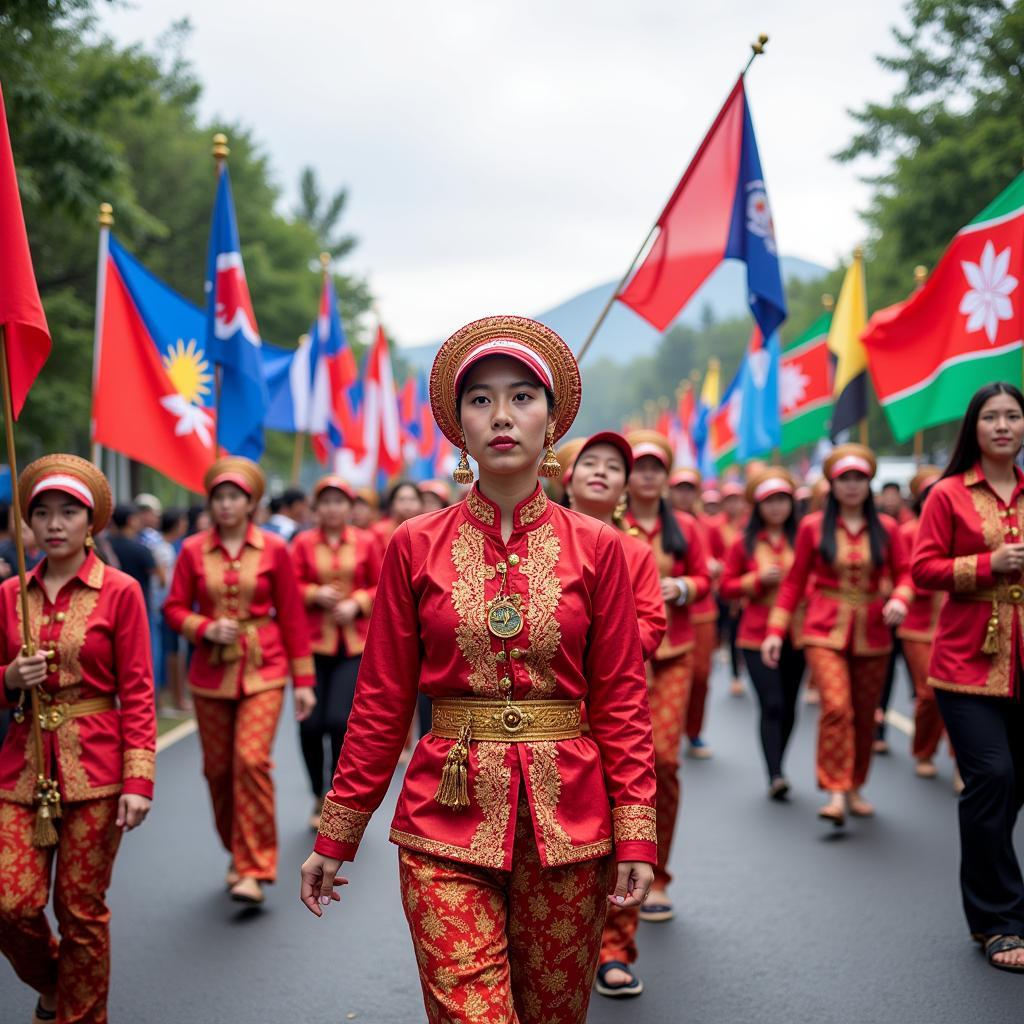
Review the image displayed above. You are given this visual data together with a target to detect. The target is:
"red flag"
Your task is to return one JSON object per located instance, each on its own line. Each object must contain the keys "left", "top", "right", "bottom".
{"left": 364, "top": 326, "right": 402, "bottom": 476}
{"left": 0, "top": 85, "right": 51, "bottom": 418}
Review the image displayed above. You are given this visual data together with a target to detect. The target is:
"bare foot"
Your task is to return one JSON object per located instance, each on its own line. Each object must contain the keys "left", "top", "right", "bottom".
{"left": 848, "top": 791, "right": 875, "bottom": 817}
{"left": 602, "top": 966, "right": 634, "bottom": 986}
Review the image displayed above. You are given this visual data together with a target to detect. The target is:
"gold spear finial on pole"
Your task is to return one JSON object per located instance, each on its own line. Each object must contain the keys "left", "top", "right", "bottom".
{"left": 914, "top": 264, "right": 928, "bottom": 285}
{"left": 212, "top": 132, "right": 230, "bottom": 168}
{"left": 822, "top": 293, "right": 834, "bottom": 311}
{"left": 98, "top": 202, "right": 114, "bottom": 228}
{"left": 743, "top": 33, "right": 770, "bottom": 74}
{"left": 319, "top": 251, "right": 331, "bottom": 273}
{"left": 853, "top": 246, "right": 864, "bottom": 262}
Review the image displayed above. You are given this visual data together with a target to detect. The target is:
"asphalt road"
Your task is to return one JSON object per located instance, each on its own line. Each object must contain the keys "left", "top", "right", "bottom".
{"left": 3, "top": 656, "right": 1023, "bottom": 1023}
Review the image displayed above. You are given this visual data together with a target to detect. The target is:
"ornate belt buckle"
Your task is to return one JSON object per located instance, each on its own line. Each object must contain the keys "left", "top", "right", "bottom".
{"left": 39, "top": 704, "right": 66, "bottom": 731}
{"left": 486, "top": 595, "right": 524, "bottom": 639}
{"left": 495, "top": 704, "right": 532, "bottom": 734}
{"left": 1009, "top": 585, "right": 1024, "bottom": 604}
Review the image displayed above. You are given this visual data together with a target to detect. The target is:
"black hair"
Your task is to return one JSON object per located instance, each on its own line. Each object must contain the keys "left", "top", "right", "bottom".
{"left": 386, "top": 480, "right": 423, "bottom": 511}
{"left": 744, "top": 494, "right": 797, "bottom": 556}
{"left": 160, "top": 508, "right": 186, "bottom": 534}
{"left": 659, "top": 497, "right": 688, "bottom": 558}
{"left": 942, "top": 381, "right": 1024, "bottom": 480}
{"left": 112, "top": 503, "right": 137, "bottom": 530}
{"left": 0, "top": 503, "right": 8, "bottom": 533}
{"left": 912, "top": 483, "right": 937, "bottom": 518}
{"left": 28, "top": 493, "right": 92, "bottom": 523}
{"left": 279, "top": 487, "right": 307, "bottom": 508}
{"left": 819, "top": 488, "right": 888, "bottom": 568}
{"left": 268, "top": 496, "right": 283, "bottom": 515}
{"left": 880, "top": 481, "right": 902, "bottom": 493}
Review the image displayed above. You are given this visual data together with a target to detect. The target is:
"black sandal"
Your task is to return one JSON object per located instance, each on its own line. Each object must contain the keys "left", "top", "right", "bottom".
{"left": 595, "top": 960, "right": 644, "bottom": 998}
{"left": 32, "top": 998, "right": 57, "bottom": 1022}
{"left": 983, "top": 934, "right": 1024, "bottom": 973}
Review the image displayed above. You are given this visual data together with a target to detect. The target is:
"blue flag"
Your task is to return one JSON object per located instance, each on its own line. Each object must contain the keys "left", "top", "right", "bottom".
{"left": 736, "top": 328, "right": 781, "bottom": 461}
{"left": 205, "top": 168, "right": 268, "bottom": 459}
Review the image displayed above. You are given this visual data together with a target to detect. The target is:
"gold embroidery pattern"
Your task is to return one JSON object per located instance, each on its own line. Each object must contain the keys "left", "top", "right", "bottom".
{"left": 450, "top": 523, "right": 499, "bottom": 696}
{"left": 123, "top": 748, "right": 156, "bottom": 782}
{"left": 528, "top": 741, "right": 574, "bottom": 865}
{"left": 311, "top": 538, "right": 340, "bottom": 654}
{"left": 6, "top": 725, "right": 40, "bottom": 804}
{"left": 953, "top": 555, "right": 978, "bottom": 593}
{"left": 318, "top": 798, "right": 372, "bottom": 845}
{"left": 518, "top": 490, "right": 548, "bottom": 526}
{"left": 466, "top": 490, "right": 495, "bottom": 526}
{"left": 767, "top": 606, "right": 791, "bottom": 633}
{"left": 612, "top": 804, "right": 657, "bottom": 844}
{"left": 522, "top": 523, "right": 561, "bottom": 698}
{"left": 181, "top": 613, "right": 207, "bottom": 643}
{"left": 968, "top": 483, "right": 1003, "bottom": 552}
{"left": 58, "top": 716, "right": 120, "bottom": 801}
{"left": 291, "top": 656, "right": 314, "bottom": 678}
{"left": 58, "top": 573, "right": 103, "bottom": 687}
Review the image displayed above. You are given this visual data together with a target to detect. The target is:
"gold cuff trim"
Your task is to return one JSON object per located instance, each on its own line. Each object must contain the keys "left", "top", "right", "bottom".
{"left": 123, "top": 748, "right": 155, "bottom": 782}
{"left": 767, "top": 607, "right": 791, "bottom": 633}
{"left": 291, "top": 655, "right": 314, "bottom": 679}
{"left": 318, "top": 798, "right": 371, "bottom": 846}
{"left": 953, "top": 555, "right": 978, "bottom": 593}
{"left": 351, "top": 589, "right": 373, "bottom": 616}
{"left": 613, "top": 804, "right": 657, "bottom": 844}
{"left": 741, "top": 572, "right": 759, "bottom": 598}
{"left": 891, "top": 585, "right": 915, "bottom": 606}
{"left": 181, "top": 613, "right": 207, "bottom": 643}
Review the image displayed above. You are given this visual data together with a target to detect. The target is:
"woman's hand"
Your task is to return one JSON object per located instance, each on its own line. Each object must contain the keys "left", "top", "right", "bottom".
{"left": 607, "top": 861, "right": 654, "bottom": 909}
{"left": 300, "top": 852, "right": 348, "bottom": 917}
{"left": 331, "top": 599, "right": 360, "bottom": 626}
{"left": 759, "top": 564, "right": 784, "bottom": 586}
{"left": 205, "top": 618, "right": 239, "bottom": 645}
{"left": 293, "top": 687, "right": 317, "bottom": 722}
{"left": 314, "top": 584, "right": 342, "bottom": 610}
{"left": 991, "top": 542, "right": 1024, "bottom": 574}
{"left": 882, "top": 598, "right": 907, "bottom": 628}
{"left": 5, "top": 651, "right": 48, "bottom": 690}
{"left": 760, "top": 634, "right": 782, "bottom": 669}
{"left": 116, "top": 794, "right": 151, "bottom": 831}
{"left": 660, "top": 578, "right": 683, "bottom": 604}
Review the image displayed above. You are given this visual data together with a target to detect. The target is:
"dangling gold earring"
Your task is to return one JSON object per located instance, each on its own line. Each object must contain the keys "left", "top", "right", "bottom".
{"left": 453, "top": 443, "right": 474, "bottom": 485}
{"left": 539, "top": 428, "right": 561, "bottom": 479}
{"left": 84, "top": 533, "right": 95, "bottom": 550}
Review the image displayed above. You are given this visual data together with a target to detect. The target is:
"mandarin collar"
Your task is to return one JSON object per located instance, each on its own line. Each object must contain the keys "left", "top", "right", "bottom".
{"left": 625, "top": 509, "right": 660, "bottom": 540}
{"left": 202, "top": 522, "right": 265, "bottom": 555}
{"left": 965, "top": 461, "right": 1024, "bottom": 501}
{"left": 315, "top": 526, "right": 350, "bottom": 548}
{"left": 28, "top": 549, "right": 104, "bottom": 592}
{"left": 463, "top": 483, "right": 551, "bottom": 535}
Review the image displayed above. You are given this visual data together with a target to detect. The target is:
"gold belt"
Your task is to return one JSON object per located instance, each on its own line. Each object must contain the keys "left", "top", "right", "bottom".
{"left": 954, "top": 584, "right": 1024, "bottom": 604}
{"left": 37, "top": 696, "right": 116, "bottom": 731}
{"left": 819, "top": 588, "right": 882, "bottom": 605}
{"left": 432, "top": 698, "right": 582, "bottom": 742}
{"left": 210, "top": 615, "right": 272, "bottom": 667}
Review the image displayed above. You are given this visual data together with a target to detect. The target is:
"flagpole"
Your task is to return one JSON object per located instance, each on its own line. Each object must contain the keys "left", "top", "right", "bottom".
{"left": 575, "top": 33, "right": 770, "bottom": 365}
{"left": 91, "top": 203, "right": 113, "bottom": 467}
{"left": 912, "top": 264, "right": 928, "bottom": 463}
{"left": 211, "top": 133, "right": 229, "bottom": 447}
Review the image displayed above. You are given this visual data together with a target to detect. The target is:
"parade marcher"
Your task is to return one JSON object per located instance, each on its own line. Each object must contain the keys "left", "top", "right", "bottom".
{"left": 351, "top": 488, "right": 380, "bottom": 531}
{"left": 418, "top": 480, "right": 452, "bottom": 513}
{"left": 911, "top": 383, "right": 1024, "bottom": 972}
{"left": 896, "top": 465, "right": 948, "bottom": 779}
{"left": 717, "top": 481, "right": 747, "bottom": 697}
{"left": 668, "top": 468, "right": 722, "bottom": 760}
{"left": 625, "top": 429, "right": 710, "bottom": 923}
{"left": 301, "top": 316, "right": 658, "bottom": 1024}
{"left": 721, "top": 467, "right": 803, "bottom": 798}
{"left": 762, "top": 444, "right": 912, "bottom": 827}
{"left": 0, "top": 455, "right": 156, "bottom": 1024}
{"left": 164, "top": 456, "right": 316, "bottom": 906}
{"left": 560, "top": 431, "right": 666, "bottom": 998}
{"left": 371, "top": 479, "right": 424, "bottom": 549}
{"left": 291, "top": 476, "right": 382, "bottom": 831}
{"left": 264, "top": 487, "right": 311, "bottom": 541}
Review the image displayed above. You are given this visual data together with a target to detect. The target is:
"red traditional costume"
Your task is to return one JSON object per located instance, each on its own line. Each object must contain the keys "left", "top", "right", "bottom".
{"left": 164, "top": 457, "right": 314, "bottom": 886}
{"left": 767, "top": 446, "right": 913, "bottom": 794}
{"left": 314, "top": 317, "right": 657, "bottom": 1024}
{"left": 0, "top": 455, "right": 156, "bottom": 1024}
{"left": 625, "top": 430, "right": 710, "bottom": 899}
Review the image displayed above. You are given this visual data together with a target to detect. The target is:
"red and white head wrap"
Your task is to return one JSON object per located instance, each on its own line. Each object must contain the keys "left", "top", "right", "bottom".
{"left": 823, "top": 443, "right": 877, "bottom": 482}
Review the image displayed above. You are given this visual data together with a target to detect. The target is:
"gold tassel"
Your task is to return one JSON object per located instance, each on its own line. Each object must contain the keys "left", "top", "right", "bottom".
{"left": 32, "top": 776, "right": 59, "bottom": 848}
{"left": 435, "top": 720, "right": 471, "bottom": 809}
{"left": 982, "top": 599, "right": 1000, "bottom": 656}
{"left": 453, "top": 448, "right": 474, "bottom": 486}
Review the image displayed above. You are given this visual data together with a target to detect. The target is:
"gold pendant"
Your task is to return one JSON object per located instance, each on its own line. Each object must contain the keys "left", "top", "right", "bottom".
{"left": 486, "top": 595, "right": 524, "bottom": 639}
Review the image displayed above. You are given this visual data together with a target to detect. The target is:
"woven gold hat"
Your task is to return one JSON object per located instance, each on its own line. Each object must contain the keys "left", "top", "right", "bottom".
{"left": 20, "top": 454, "right": 113, "bottom": 534}
{"left": 744, "top": 465, "right": 797, "bottom": 506}
{"left": 313, "top": 475, "right": 356, "bottom": 503}
{"left": 909, "top": 465, "right": 942, "bottom": 499}
{"left": 204, "top": 456, "right": 266, "bottom": 503}
{"left": 429, "top": 315, "right": 581, "bottom": 448}
{"left": 626, "top": 429, "right": 673, "bottom": 470}
{"left": 823, "top": 443, "right": 877, "bottom": 482}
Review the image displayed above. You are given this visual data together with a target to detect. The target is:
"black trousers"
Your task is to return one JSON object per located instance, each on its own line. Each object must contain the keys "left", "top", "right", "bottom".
{"left": 742, "top": 644, "right": 805, "bottom": 781}
{"left": 935, "top": 688, "right": 1024, "bottom": 937}
{"left": 299, "top": 653, "right": 361, "bottom": 799}
{"left": 876, "top": 634, "right": 911, "bottom": 739}
{"left": 717, "top": 597, "right": 742, "bottom": 678}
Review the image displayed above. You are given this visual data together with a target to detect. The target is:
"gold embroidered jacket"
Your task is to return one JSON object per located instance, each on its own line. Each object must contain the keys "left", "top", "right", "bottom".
{"left": 315, "top": 485, "right": 658, "bottom": 870}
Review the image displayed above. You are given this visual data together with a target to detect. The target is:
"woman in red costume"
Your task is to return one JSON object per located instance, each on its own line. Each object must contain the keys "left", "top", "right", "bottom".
{"left": 557, "top": 431, "right": 666, "bottom": 998}
{"left": 912, "top": 383, "right": 1024, "bottom": 972}
{"left": 762, "top": 444, "right": 912, "bottom": 827}
{"left": 371, "top": 479, "right": 424, "bottom": 549}
{"left": 0, "top": 455, "right": 155, "bottom": 1024}
{"left": 300, "top": 316, "right": 657, "bottom": 1024}
{"left": 624, "top": 429, "right": 710, "bottom": 924}
{"left": 164, "top": 456, "right": 316, "bottom": 906}
{"left": 721, "top": 467, "right": 803, "bottom": 798}
{"left": 718, "top": 481, "right": 748, "bottom": 697}
{"left": 291, "top": 476, "right": 382, "bottom": 830}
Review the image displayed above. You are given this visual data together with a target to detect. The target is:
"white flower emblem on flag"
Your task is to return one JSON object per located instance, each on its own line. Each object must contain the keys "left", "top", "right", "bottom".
{"left": 779, "top": 361, "right": 810, "bottom": 412}
{"left": 745, "top": 180, "right": 778, "bottom": 256}
{"left": 160, "top": 394, "right": 215, "bottom": 448}
{"left": 725, "top": 389, "right": 742, "bottom": 434}
{"left": 959, "top": 240, "right": 1017, "bottom": 344}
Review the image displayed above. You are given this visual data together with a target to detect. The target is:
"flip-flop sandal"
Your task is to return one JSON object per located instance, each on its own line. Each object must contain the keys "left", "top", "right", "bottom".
{"left": 818, "top": 806, "right": 846, "bottom": 828}
{"left": 984, "top": 935, "right": 1024, "bottom": 973}
{"left": 595, "top": 961, "right": 644, "bottom": 998}
{"left": 639, "top": 901, "right": 674, "bottom": 922}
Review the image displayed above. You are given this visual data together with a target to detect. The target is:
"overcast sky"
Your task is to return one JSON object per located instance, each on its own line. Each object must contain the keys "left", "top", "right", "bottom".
{"left": 98, "top": 1, "right": 907, "bottom": 347}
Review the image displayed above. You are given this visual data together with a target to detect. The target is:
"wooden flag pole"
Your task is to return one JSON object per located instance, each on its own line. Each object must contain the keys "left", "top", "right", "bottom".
{"left": 91, "top": 202, "right": 114, "bottom": 467}
{"left": 575, "top": 33, "right": 770, "bottom": 365}
{"left": 211, "top": 133, "right": 229, "bottom": 450}
{"left": 0, "top": 326, "right": 58, "bottom": 845}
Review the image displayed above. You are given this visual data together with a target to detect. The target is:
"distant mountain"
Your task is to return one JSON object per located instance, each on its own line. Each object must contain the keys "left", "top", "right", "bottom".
{"left": 401, "top": 256, "right": 828, "bottom": 370}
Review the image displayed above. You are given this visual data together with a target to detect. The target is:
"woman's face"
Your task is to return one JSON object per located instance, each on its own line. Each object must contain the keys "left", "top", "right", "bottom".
{"left": 628, "top": 455, "right": 668, "bottom": 503}
{"left": 316, "top": 489, "right": 351, "bottom": 531}
{"left": 759, "top": 493, "right": 793, "bottom": 527}
{"left": 351, "top": 499, "right": 375, "bottom": 529}
{"left": 420, "top": 492, "right": 446, "bottom": 513}
{"left": 977, "top": 392, "right": 1024, "bottom": 460}
{"left": 389, "top": 485, "right": 424, "bottom": 524}
{"left": 30, "top": 492, "right": 91, "bottom": 558}
{"left": 458, "top": 356, "right": 552, "bottom": 478}
{"left": 568, "top": 443, "right": 627, "bottom": 514}
{"left": 209, "top": 483, "right": 254, "bottom": 529}
{"left": 669, "top": 482, "right": 697, "bottom": 513}
{"left": 831, "top": 471, "right": 870, "bottom": 509}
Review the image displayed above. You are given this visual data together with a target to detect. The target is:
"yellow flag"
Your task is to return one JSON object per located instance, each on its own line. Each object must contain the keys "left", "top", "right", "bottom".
{"left": 827, "top": 252, "right": 868, "bottom": 396}
{"left": 700, "top": 357, "right": 721, "bottom": 408}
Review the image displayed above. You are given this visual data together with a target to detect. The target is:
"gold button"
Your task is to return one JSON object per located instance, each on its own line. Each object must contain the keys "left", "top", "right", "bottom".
{"left": 499, "top": 675, "right": 512, "bottom": 691}
{"left": 508, "top": 554, "right": 520, "bottom": 566}
{"left": 510, "top": 648, "right": 523, "bottom": 660}
{"left": 231, "top": 560, "right": 242, "bottom": 570}
{"left": 496, "top": 651, "right": 507, "bottom": 662}
{"left": 40, "top": 615, "right": 50, "bottom": 626}
{"left": 44, "top": 649, "right": 56, "bottom": 659}
{"left": 1011, "top": 528, "right": 1021, "bottom": 537}
{"left": 55, "top": 612, "right": 65, "bottom": 623}
{"left": 228, "top": 584, "right": 240, "bottom": 595}
{"left": 48, "top": 662, "right": 57, "bottom": 673}
{"left": 496, "top": 562, "right": 507, "bottom": 574}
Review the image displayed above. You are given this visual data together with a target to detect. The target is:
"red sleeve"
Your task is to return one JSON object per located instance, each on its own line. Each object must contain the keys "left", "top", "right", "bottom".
{"left": 679, "top": 516, "right": 711, "bottom": 603}
{"left": 719, "top": 536, "right": 760, "bottom": 600}
{"left": 269, "top": 540, "right": 315, "bottom": 688}
{"left": 114, "top": 578, "right": 158, "bottom": 799}
{"left": 314, "top": 523, "right": 421, "bottom": 861}
{"left": 586, "top": 526, "right": 657, "bottom": 865}
{"left": 351, "top": 533, "right": 384, "bottom": 617}
{"left": 707, "top": 521, "right": 726, "bottom": 561}
{"left": 630, "top": 543, "right": 666, "bottom": 661}
{"left": 290, "top": 534, "right": 320, "bottom": 606}
{"left": 162, "top": 544, "right": 212, "bottom": 643}
{"left": 767, "top": 516, "right": 817, "bottom": 638}
{"left": 912, "top": 483, "right": 996, "bottom": 593}
{"left": 885, "top": 517, "right": 915, "bottom": 605}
